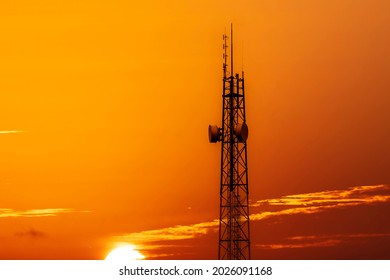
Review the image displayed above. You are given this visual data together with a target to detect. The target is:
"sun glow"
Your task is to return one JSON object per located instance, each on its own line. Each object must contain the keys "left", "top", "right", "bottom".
{"left": 105, "top": 245, "right": 145, "bottom": 261}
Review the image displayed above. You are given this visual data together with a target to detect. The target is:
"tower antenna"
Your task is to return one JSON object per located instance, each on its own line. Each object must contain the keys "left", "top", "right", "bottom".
{"left": 208, "top": 24, "right": 251, "bottom": 260}
{"left": 230, "top": 23, "right": 234, "bottom": 77}
{"left": 223, "top": 28, "right": 228, "bottom": 78}
{"left": 242, "top": 40, "right": 244, "bottom": 75}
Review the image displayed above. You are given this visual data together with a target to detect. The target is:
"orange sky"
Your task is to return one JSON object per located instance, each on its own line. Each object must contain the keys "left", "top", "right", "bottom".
{"left": 1, "top": 0, "right": 390, "bottom": 259}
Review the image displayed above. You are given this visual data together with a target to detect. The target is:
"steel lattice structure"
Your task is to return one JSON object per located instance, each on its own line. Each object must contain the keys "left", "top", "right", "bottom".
{"left": 209, "top": 25, "right": 250, "bottom": 260}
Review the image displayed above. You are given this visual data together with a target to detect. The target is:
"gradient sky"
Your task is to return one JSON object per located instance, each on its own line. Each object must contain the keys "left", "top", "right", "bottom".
{"left": 1, "top": 0, "right": 389, "bottom": 259}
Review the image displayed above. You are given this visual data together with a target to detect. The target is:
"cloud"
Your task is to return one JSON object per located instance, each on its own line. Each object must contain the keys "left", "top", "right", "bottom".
{"left": 250, "top": 185, "right": 390, "bottom": 222}
{"left": 114, "top": 220, "right": 218, "bottom": 244}
{"left": 15, "top": 228, "right": 46, "bottom": 239}
{"left": 0, "top": 208, "right": 87, "bottom": 218}
{"left": 112, "top": 184, "right": 390, "bottom": 254}
{"left": 0, "top": 130, "right": 26, "bottom": 134}
{"left": 251, "top": 185, "right": 390, "bottom": 207}
{"left": 257, "top": 239, "right": 341, "bottom": 250}
{"left": 289, "top": 233, "right": 390, "bottom": 241}
{"left": 257, "top": 233, "right": 390, "bottom": 250}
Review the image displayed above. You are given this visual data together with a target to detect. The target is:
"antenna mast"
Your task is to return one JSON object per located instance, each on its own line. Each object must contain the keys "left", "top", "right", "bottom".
{"left": 209, "top": 24, "right": 251, "bottom": 260}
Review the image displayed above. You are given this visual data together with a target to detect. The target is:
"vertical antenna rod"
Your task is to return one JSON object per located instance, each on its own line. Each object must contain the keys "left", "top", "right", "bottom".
{"left": 230, "top": 23, "right": 234, "bottom": 78}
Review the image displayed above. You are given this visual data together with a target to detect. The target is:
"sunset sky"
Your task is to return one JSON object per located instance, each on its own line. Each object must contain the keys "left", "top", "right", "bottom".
{"left": 1, "top": 0, "right": 390, "bottom": 259}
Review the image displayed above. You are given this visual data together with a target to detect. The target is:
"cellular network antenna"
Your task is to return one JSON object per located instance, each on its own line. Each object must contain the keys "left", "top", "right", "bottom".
{"left": 208, "top": 24, "right": 251, "bottom": 260}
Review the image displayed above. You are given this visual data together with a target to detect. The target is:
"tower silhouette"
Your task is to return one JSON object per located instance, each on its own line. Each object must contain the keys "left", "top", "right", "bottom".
{"left": 208, "top": 25, "right": 250, "bottom": 260}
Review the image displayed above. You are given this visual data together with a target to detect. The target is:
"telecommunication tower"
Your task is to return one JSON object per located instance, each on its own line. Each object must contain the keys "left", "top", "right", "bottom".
{"left": 208, "top": 25, "right": 250, "bottom": 260}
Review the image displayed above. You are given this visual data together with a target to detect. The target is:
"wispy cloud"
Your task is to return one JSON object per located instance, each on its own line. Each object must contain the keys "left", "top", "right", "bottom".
{"left": 0, "top": 130, "right": 26, "bottom": 134}
{"left": 0, "top": 208, "right": 88, "bottom": 218}
{"left": 257, "top": 233, "right": 390, "bottom": 250}
{"left": 251, "top": 185, "right": 390, "bottom": 207}
{"left": 250, "top": 185, "right": 390, "bottom": 222}
{"left": 289, "top": 233, "right": 390, "bottom": 241}
{"left": 114, "top": 220, "right": 218, "bottom": 244}
{"left": 113, "top": 185, "right": 390, "bottom": 254}
{"left": 15, "top": 228, "right": 46, "bottom": 239}
{"left": 257, "top": 239, "right": 341, "bottom": 250}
